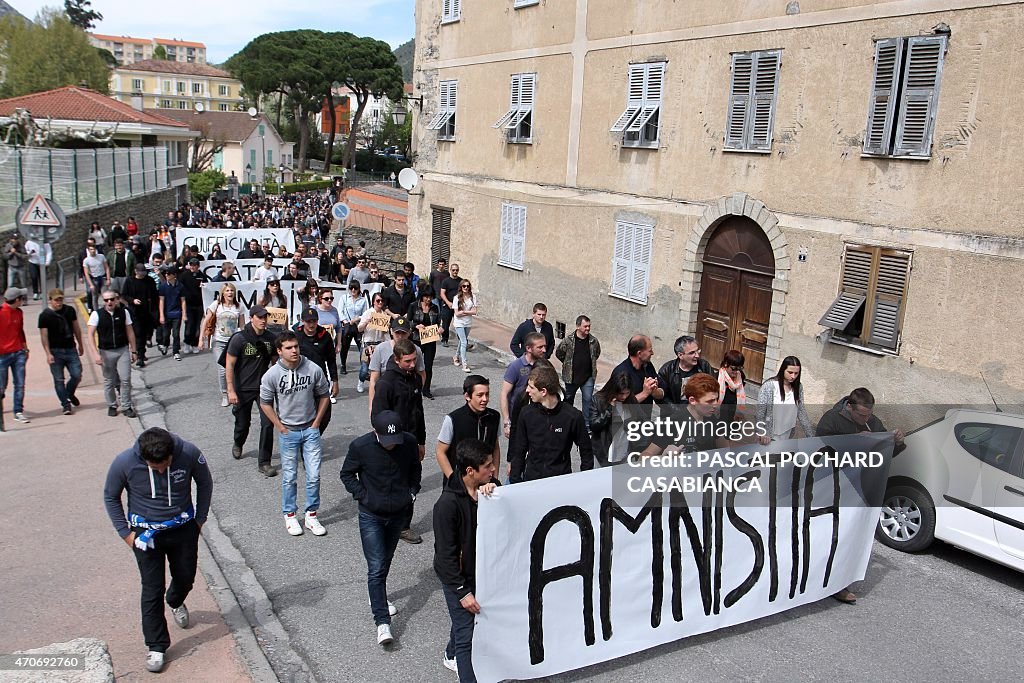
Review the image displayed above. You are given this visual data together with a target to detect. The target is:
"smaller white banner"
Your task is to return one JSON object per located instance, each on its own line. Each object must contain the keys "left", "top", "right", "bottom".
{"left": 175, "top": 228, "right": 296, "bottom": 256}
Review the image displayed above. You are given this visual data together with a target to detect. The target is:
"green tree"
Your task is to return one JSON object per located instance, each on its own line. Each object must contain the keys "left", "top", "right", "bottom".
{"left": 153, "top": 44, "right": 167, "bottom": 60}
{"left": 63, "top": 0, "right": 102, "bottom": 30}
{"left": 188, "top": 169, "right": 227, "bottom": 203}
{"left": 0, "top": 10, "right": 111, "bottom": 98}
{"left": 336, "top": 35, "right": 404, "bottom": 172}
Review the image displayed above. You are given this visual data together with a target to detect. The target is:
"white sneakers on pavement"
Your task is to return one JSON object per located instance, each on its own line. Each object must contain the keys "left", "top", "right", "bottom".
{"left": 356, "top": 380, "right": 365, "bottom": 393}
{"left": 145, "top": 651, "right": 164, "bottom": 673}
{"left": 170, "top": 603, "right": 190, "bottom": 628}
{"left": 442, "top": 652, "right": 459, "bottom": 674}
{"left": 221, "top": 394, "right": 229, "bottom": 407}
{"left": 13, "top": 412, "right": 30, "bottom": 423}
{"left": 285, "top": 513, "right": 303, "bottom": 536}
{"left": 304, "top": 512, "right": 327, "bottom": 536}
{"left": 377, "top": 624, "right": 394, "bottom": 646}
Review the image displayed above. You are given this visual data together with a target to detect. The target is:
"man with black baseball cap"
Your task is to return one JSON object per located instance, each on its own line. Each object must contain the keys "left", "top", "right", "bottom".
{"left": 340, "top": 409, "right": 422, "bottom": 648}
{"left": 224, "top": 304, "right": 277, "bottom": 476}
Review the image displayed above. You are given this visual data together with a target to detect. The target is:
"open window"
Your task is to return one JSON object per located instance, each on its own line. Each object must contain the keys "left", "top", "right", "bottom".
{"left": 426, "top": 80, "right": 457, "bottom": 141}
{"left": 610, "top": 62, "right": 665, "bottom": 148}
{"left": 492, "top": 73, "right": 535, "bottom": 144}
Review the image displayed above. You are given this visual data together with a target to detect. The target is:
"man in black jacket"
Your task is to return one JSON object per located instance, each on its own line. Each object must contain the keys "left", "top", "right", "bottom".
{"left": 509, "top": 303, "right": 555, "bottom": 359}
{"left": 177, "top": 258, "right": 208, "bottom": 354}
{"left": 657, "top": 335, "right": 714, "bottom": 404}
{"left": 293, "top": 306, "right": 339, "bottom": 433}
{"left": 122, "top": 264, "right": 159, "bottom": 367}
{"left": 433, "top": 439, "right": 498, "bottom": 681}
{"left": 371, "top": 338, "right": 426, "bottom": 544}
{"left": 224, "top": 306, "right": 277, "bottom": 477}
{"left": 509, "top": 365, "right": 593, "bottom": 483}
{"left": 341, "top": 410, "right": 422, "bottom": 648}
{"left": 381, "top": 273, "right": 414, "bottom": 318}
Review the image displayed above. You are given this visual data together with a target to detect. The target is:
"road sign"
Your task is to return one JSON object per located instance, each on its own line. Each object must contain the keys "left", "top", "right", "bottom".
{"left": 331, "top": 202, "right": 350, "bottom": 221}
{"left": 15, "top": 194, "right": 67, "bottom": 242}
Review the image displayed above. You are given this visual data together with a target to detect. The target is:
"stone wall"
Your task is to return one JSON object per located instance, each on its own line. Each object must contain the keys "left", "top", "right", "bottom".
{"left": 337, "top": 225, "right": 408, "bottom": 269}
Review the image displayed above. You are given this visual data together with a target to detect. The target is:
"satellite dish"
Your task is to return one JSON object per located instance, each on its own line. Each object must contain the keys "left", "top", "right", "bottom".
{"left": 397, "top": 167, "right": 419, "bottom": 191}
{"left": 194, "top": 102, "right": 205, "bottom": 112}
{"left": 247, "top": 107, "right": 258, "bottom": 118}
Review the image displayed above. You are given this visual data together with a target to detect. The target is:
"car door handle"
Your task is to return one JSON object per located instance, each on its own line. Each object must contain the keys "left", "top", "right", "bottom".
{"left": 1005, "top": 486, "right": 1024, "bottom": 497}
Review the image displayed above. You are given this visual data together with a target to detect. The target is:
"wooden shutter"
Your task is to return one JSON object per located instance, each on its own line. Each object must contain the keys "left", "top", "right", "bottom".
{"left": 499, "top": 203, "right": 514, "bottom": 265}
{"left": 863, "top": 38, "right": 903, "bottom": 155}
{"left": 628, "top": 62, "right": 665, "bottom": 133}
{"left": 818, "top": 246, "right": 871, "bottom": 329}
{"left": 431, "top": 207, "right": 452, "bottom": 264}
{"left": 749, "top": 51, "right": 780, "bottom": 150}
{"left": 610, "top": 221, "right": 633, "bottom": 296}
{"left": 868, "top": 250, "right": 911, "bottom": 349}
{"left": 610, "top": 64, "right": 645, "bottom": 132}
{"left": 725, "top": 53, "right": 753, "bottom": 149}
{"left": 629, "top": 224, "right": 654, "bottom": 303}
{"left": 893, "top": 35, "right": 946, "bottom": 157}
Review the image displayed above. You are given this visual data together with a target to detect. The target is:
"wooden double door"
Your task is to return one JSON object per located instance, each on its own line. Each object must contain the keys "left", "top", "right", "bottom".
{"left": 695, "top": 218, "right": 775, "bottom": 384}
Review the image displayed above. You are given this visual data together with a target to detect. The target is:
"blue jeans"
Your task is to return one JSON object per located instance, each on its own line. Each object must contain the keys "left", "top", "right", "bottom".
{"left": 455, "top": 327, "right": 470, "bottom": 366}
{"left": 443, "top": 584, "right": 478, "bottom": 682}
{"left": 87, "top": 275, "right": 105, "bottom": 311}
{"left": 279, "top": 427, "right": 322, "bottom": 515}
{"left": 0, "top": 350, "right": 28, "bottom": 413}
{"left": 49, "top": 348, "right": 82, "bottom": 408}
{"left": 358, "top": 508, "right": 405, "bottom": 625}
{"left": 564, "top": 376, "right": 595, "bottom": 429}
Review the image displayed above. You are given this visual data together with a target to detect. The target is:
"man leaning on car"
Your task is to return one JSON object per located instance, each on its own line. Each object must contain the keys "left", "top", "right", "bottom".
{"left": 817, "top": 386, "right": 906, "bottom": 604}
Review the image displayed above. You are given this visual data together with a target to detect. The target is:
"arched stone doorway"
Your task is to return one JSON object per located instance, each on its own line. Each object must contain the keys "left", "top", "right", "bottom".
{"left": 677, "top": 192, "right": 790, "bottom": 384}
{"left": 695, "top": 217, "right": 775, "bottom": 382}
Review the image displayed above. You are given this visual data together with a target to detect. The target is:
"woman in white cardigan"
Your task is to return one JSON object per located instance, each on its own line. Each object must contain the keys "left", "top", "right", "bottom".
{"left": 755, "top": 356, "right": 815, "bottom": 444}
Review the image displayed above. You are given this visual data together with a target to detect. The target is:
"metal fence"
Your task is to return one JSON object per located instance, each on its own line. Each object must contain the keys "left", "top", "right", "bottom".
{"left": 0, "top": 145, "right": 170, "bottom": 228}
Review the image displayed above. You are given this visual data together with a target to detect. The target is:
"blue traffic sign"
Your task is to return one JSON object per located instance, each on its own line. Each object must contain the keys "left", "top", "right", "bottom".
{"left": 331, "top": 202, "right": 350, "bottom": 221}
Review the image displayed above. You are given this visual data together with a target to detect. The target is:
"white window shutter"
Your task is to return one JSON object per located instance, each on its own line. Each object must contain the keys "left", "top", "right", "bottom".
{"left": 725, "top": 53, "right": 752, "bottom": 149}
{"left": 519, "top": 73, "right": 535, "bottom": 110}
{"left": 893, "top": 36, "right": 946, "bottom": 157}
{"left": 426, "top": 81, "right": 450, "bottom": 129}
{"left": 512, "top": 205, "right": 527, "bottom": 268}
{"left": 442, "top": 0, "right": 452, "bottom": 21}
{"left": 499, "top": 204, "right": 513, "bottom": 265}
{"left": 610, "top": 221, "right": 632, "bottom": 296}
{"left": 453, "top": 0, "right": 461, "bottom": 18}
{"left": 629, "top": 224, "right": 653, "bottom": 303}
{"left": 610, "top": 64, "right": 646, "bottom": 132}
{"left": 749, "top": 51, "right": 780, "bottom": 150}
{"left": 447, "top": 81, "right": 457, "bottom": 111}
{"left": 863, "top": 38, "right": 903, "bottom": 155}
{"left": 493, "top": 75, "right": 520, "bottom": 128}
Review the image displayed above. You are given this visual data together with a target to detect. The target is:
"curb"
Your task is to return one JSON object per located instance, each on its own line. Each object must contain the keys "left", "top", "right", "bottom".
{"left": 129, "top": 365, "right": 312, "bottom": 683}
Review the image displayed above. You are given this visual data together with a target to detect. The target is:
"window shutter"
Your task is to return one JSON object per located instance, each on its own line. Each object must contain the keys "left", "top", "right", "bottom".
{"left": 519, "top": 73, "right": 535, "bottom": 110}
{"left": 442, "top": 0, "right": 452, "bottom": 20}
{"left": 610, "top": 221, "right": 632, "bottom": 296}
{"left": 426, "top": 81, "right": 450, "bottom": 129}
{"left": 818, "top": 246, "right": 871, "bottom": 329}
{"left": 493, "top": 76, "right": 520, "bottom": 128}
{"left": 431, "top": 208, "right": 452, "bottom": 264}
{"left": 499, "top": 203, "right": 514, "bottom": 265}
{"left": 868, "top": 250, "right": 911, "bottom": 349}
{"left": 512, "top": 205, "right": 527, "bottom": 268}
{"left": 628, "top": 62, "right": 664, "bottom": 133}
{"left": 725, "top": 53, "right": 753, "bottom": 149}
{"left": 447, "top": 80, "right": 457, "bottom": 111}
{"left": 452, "top": 0, "right": 461, "bottom": 18}
{"left": 629, "top": 224, "right": 654, "bottom": 303}
{"left": 749, "top": 51, "right": 780, "bottom": 150}
{"left": 863, "top": 38, "right": 903, "bottom": 155}
{"left": 610, "top": 64, "right": 646, "bottom": 132}
{"left": 893, "top": 35, "right": 946, "bottom": 157}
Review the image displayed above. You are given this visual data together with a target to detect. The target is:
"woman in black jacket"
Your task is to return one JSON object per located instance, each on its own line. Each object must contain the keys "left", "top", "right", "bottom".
{"left": 408, "top": 290, "right": 442, "bottom": 400}
{"left": 589, "top": 373, "right": 634, "bottom": 466}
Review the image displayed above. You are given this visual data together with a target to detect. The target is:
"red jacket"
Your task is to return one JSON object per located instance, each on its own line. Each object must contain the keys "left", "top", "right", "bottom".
{"left": 0, "top": 303, "right": 27, "bottom": 355}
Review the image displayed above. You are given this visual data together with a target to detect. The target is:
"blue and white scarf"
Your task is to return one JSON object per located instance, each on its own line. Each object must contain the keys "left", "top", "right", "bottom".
{"left": 129, "top": 507, "right": 194, "bottom": 551}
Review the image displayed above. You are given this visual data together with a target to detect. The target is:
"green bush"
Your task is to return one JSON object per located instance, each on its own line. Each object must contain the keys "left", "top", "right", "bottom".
{"left": 353, "top": 149, "right": 409, "bottom": 176}
{"left": 265, "top": 179, "right": 333, "bottom": 195}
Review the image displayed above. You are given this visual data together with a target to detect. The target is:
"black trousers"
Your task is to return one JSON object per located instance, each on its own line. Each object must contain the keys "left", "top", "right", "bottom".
{"left": 233, "top": 392, "right": 274, "bottom": 466}
{"left": 184, "top": 304, "right": 204, "bottom": 346}
{"left": 133, "top": 316, "right": 155, "bottom": 361}
{"left": 131, "top": 521, "right": 199, "bottom": 653}
{"left": 415, "top": 339, "right": 437, "bottom": 393}
{"left": 319, "top": 401, "right": 332, "bottom": 435}
{"left": 339, "top": 324, "right": 361, "bottom": 371}
{"left": 439, "top": 305, "right": 454, "bottom": 344}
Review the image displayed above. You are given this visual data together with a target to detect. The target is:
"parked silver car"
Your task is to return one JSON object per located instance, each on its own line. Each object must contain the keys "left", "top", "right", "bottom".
{"left": 876, "top": 408, "right": 1024, "bottom": 572}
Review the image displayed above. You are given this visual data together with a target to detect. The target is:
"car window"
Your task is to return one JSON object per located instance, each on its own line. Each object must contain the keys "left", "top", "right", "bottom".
{"left": 954, "top": 422, "right": 1022, "bottom": 475}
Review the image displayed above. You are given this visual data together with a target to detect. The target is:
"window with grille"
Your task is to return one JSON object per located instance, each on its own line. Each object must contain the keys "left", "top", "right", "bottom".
{"left": 818, "top": 245, "right": 912, "bottom": 353}
{"left": 610, "top": 220, "right": 654, "bottom": 304}
{"left": 192, "top": 83, "right": 202, "bottom": 94}
{"left": 863, "top": 35, "right": 947, "bottom": 158}
{"left": 178, "top": 101, "right": 187, "bottom": 109}
{"left": 442, "top": 0, "right": 461, "bottom": 23}
{"left": 431, "top": 206, "right": 453, "bottom": 265}
{"left": 724, "top": 50, "right": 781, "bottom": 152}
{"left": 492, "top": 73, "right": 536, "bottom": 144}
{"left": 132, "top": 79, "right": 143, "bottom": 91}
{"left": 426, "top": 80, "right": 458, "bottom": 141}
{"left": 177, "top": 82, "right": 186, "bottom": 93}
{"left": 498, "top": 202, "right": 527, "bottom": 270}
{"left": 160, "top": 99, "right": 172, "bottom": 108}
{"left": 611, "top": 62, "right": 665, "bottom": 148}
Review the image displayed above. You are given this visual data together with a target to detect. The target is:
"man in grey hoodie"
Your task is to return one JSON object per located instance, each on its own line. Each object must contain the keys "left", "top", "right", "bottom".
{"left": 103, "top": 427, "right": 212, "bottom": 674}
{"left": 260, "top": 330, "right": 331, "bottom": 537}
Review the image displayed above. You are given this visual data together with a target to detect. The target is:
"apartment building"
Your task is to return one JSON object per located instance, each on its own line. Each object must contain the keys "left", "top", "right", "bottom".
{"left": 110, "top": 60, "right": 244, "bottom": 113}
{"left": 408, "top": 0, "right": 1024, "bottom": 403}
{"left": 89, "top": 34, "right": 207, "bottom": 65}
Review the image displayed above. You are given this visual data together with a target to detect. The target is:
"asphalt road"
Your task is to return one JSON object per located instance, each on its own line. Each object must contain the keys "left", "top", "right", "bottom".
{"left": 136, "top": 343, "right": 1024, "bottom": 683}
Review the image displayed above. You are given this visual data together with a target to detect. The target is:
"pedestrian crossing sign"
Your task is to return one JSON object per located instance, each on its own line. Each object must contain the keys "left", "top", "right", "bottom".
{"left": 19, "top": 194, "right": 62, "bottom": 226}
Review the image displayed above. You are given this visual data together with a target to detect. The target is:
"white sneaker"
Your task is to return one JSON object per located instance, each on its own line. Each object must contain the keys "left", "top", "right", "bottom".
{"left": 170, "top": 603, "right": 190, "bottom": 628}
{"left": 377, "top": 623, "right": 394, "bottom": 646}
{"left": 369, "top": 597, "right": 398, "bottom": 616}
{"left": 285, "top": 513, "right": 303, "bottom": 536}
{"left": 13, "top": 412, "right": 30, "bottom": 423}
{"left": 442, "top": 652, "right": 458, "bottom": 674}
{"left": 221, "top": 394, "right": 229, "bottom": 407}
{"left": 356, "top": 380, "right": 365, "bottom": 393}
{"left": 304, "top": 511, "right": 327, "bottom": 536}
{"left": 145, "top": 651, "right": 164, "bottom": 673}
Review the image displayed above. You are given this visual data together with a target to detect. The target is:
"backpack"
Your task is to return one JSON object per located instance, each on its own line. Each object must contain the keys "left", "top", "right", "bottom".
{"left": 217, "top": 326, "right": 272, "bottom": 368}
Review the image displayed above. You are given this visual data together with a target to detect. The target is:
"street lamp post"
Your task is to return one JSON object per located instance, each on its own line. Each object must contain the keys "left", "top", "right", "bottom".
{"left": 278, "top": 163, "right": 285, "bottom": 193}
{"left": 244, "top": 163, "right": 252, "bottom": 192}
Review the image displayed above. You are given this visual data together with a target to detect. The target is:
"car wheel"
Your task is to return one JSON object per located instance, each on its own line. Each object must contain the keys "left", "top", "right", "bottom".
{"left": 876, "top": 485, "right": 936, "bottom": 552}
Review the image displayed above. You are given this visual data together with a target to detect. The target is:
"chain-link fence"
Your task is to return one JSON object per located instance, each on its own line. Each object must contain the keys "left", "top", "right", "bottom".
{"left": 0, "top": 145, "right": 170, "bottom": 228}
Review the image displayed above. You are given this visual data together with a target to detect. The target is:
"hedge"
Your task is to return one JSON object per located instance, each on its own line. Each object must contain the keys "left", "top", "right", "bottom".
{"left": 265, "top": 179, "right": 333, "bottom": 194}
